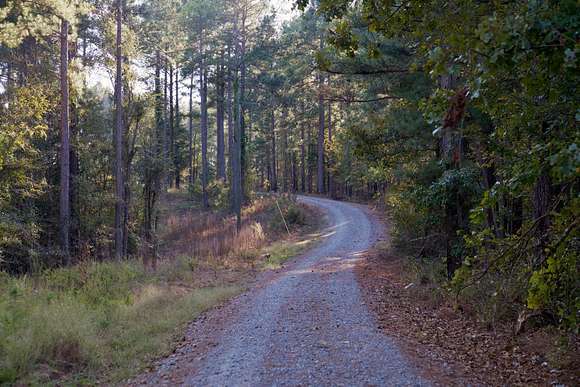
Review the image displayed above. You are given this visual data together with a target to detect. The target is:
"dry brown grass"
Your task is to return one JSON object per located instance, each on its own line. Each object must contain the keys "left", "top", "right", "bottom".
{"left": 158, "top": 194, "right": 310, "bottom": 274}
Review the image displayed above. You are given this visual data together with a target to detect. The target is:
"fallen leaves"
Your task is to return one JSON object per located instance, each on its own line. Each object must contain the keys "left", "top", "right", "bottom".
{"left": 355, "top": 249, "right": 579, "bottom": 386}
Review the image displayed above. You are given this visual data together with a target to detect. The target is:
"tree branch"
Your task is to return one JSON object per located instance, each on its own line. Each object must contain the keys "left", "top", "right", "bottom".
{"left": 323, "top": 95, "right": 403, "bottom": 103}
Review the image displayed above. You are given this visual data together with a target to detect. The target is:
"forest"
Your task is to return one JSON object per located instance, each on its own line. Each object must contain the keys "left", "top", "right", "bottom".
{"left": 0, "top": 0, "right": 578, "bottom": 385}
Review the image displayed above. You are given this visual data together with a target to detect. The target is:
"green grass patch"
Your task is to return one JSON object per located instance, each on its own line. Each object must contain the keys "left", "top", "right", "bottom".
{"left": 262, "top": 231, "right": 324, "bottom": 269}
{"left": 0, "top": 262, "right": 240, "bottom": 385}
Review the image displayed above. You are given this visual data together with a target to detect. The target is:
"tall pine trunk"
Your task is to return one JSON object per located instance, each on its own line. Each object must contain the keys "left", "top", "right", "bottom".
{"left": 69, "top": 38, "right": 80, "bottom": 256}
{"left": 168, "top": 64, "right": 174, "bottom": 187}
{"left": 188, "top": 72, "right": 194, "bottom": 188}
{"left": 316, "top": 34, "right": 325, "bottom": 194}
{"left": 232, "top": 18, "right": 242, "bottom": 229}
{"left": 233, "top": 76, "right": 242, "bottom": 229}
{"left": 327, "top": 100, "right": 334, "bottom": 198}
{"left": 216, "top": 51, "right": 226, "bottom": 180}
{"left": 141, "top": 49, "right": 164, "bottom": 270}
{"left": 307, "top": 126, "right": 313, "bottom": 193}
{"left": 226, "top": 45, "right": 233, "bottom": 180}
{"left": 114, "top": 0, "right": 125, "bottom": 260}
{"left": 59, "top": 19, "right": 71, "bottom": 263}
{"left": 282, "top": 106, "right": 288, "bottom": 192}
{"left": 199, "top": 27, "right": 209, "bottom": 208}
{"left": 239, "top": 14, "right": 247, "bottom": 202}
{"left": 270, "top": 107, "right": 277, "bottom": 192}
{"left": 174, "top": 65, "right": 180, "bottom": 188}
{"left": 300, "top": 124, "right": 306, "bottom": 193}
{"left": 162, "top": 59, "right": 168, "bottom": 190}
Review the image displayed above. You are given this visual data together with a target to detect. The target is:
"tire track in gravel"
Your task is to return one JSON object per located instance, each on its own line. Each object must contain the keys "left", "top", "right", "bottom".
{"left": 133, "top": 196, "right": 430, "bottom": 387}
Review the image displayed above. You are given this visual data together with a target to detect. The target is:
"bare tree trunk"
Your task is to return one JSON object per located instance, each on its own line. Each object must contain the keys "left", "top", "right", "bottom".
{"left": 142, "top": 49, "right": 164, "bottom": 270}
{"left": 174, "top": 65, "right": 180, "bottom": 189}
{"left": 216, "top": 50, "right": 226, "bottom": 180}
{"left": 291, "top": 151, "right": 297, "bottom": 192}
{"left": 123, "top": 117, "right": 139, "bottom": 257}
{"left": 59, "top": 19, "right": 71, "bottom": 263}
{"left": 162, "top": 58, "right": 168, "bottom": 190}
{"left": 67, "top": 36, "right": 80, "bottom": 256}
{"left": 533, "top": 171, "right": 551, "bottom": 266}
{"left": 282, "top": 106, "right": 288, "bottom": 192}
{"left": 317, "top": 34, "right": 325, "bottom": 194}
{"left": 307, "top": 126, "right": 313, "bottom": 193}
{"left": 233, "top": 76, "right": 242, "bottom": 229}
{"left": 239, "top": 11, "right": 247, "bottom": 202}
{"left": 199, "top": 27, "right": 209, "bottom": 208}
{"left": 114, "top": 0, "right": 125, "bottom": 260}
{"left": 226, "top": 45, "right": 233, "bottom": 180}
{"left": 300, "top": 123, "right": 306, "bottom": 193}
{"left": 266, "top": 139, "right": 271, "bottom": 190}
{"left": 327, "top": 100, "right": 334, "bottom": 198}
{"left": 70, "top": 106, "right": 80, "bottom": 255}
{"left": 270, "top": 107, "right": 278, "bottom": 192}
{"left": 232, "top": 17, "right": 242, "bottom": 229}
{"left": 317, "top": 80, "right": 325, "bottom": 194}
{"left": 188, "top": 72, "right": 194, "bottom": 188}
{"left": 168, "top": 64, "right": 174, "bottom": 187}
{"left": 155, "top": 50, "right": 164, "bottom": 161}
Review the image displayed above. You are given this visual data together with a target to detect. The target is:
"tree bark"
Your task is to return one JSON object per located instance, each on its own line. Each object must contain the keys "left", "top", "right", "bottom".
{"left": 199, "top": 27, "right": 209, "bottom": 208}
{"left": 59, "top": 19, "right": 71, "bottom": 263}
{"left": 163, "top": 58, "right": 169, "bottom": 190}
{"left": 300, "top": 121, "right": 306, "bottom": 193}
{"left": 141, "top": 49, "right": 164, "bottom": 270}
{"left": 270, "top": 107, "right": 278, "bottom": 192}
{"left": 291, "top": 151, "right": 297, "bottom": 192}
{"left": 233, "top": 76, "right": 242, "bottom": 229}
{"left": 307, "top": 126, "right": 313, "bottom": 193}
{"left": 168, "top": 64, "right": 174, "bottom": 187}
{"left": 216, "top": 50, "right": 226, "bottom": 180}
{"left": 188, "top": 72, "right": 194, "bottom": 188}
{"left": 533, "top": 171, "right": 551, "bottom": 266}
{"left": 239, "top": 11, "right": 247, "bottom": 202}
{"left": 70, "top": 37, "right": 80, "bottom": 257}
{"left": 317, "top": 33, "right": 325, "bottom": 194}
{"left": 327, "top": 99, "right": 334, "bottom": 197}
{"left": 114, "top": 0, "right": 125, "bottom": 260}
{"left": 174, "top": 65, "right": 180, "bottom": 188}
{"left": 226, "top": 45, "right": 233, "bottom": 181}
{"left": 155, "top": 50, "right": 164, "bottom": 161}
{"left": 232, "top": 17, "right": 242, "bottom": 229}
{"left": 282, "top": 106, "right": 288, "bottom": 192}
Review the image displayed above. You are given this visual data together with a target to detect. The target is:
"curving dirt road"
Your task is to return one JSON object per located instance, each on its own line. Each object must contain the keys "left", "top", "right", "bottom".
{"left": 133, "top": 196, "right": 429, "bottom": 386}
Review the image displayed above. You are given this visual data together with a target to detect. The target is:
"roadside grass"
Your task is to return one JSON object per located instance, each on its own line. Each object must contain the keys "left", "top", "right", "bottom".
{"left": 0, "top": 194, "right": 322, "bottom": 385}
{"left": 263, "top": 229, "right": 324, "bottom": 269}
{"left": 0, "top": 262, "right": 240, "bottom": 385}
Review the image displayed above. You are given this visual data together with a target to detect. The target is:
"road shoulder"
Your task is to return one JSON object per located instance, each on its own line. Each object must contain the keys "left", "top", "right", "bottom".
{"left": 354, "top": 213, "right": 578, "bottom": 386}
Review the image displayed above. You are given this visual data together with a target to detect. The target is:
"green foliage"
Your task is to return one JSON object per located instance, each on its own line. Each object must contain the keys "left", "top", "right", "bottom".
{"left": 416, "top": 167, "right": 481, "bottom": 213}
{"left": 268, "top": 196, "right": 307, "bottom": 232}
{"left": 0, "top": 86, "right": 54, "bottom": 273}
{"left": 0, "top": 0, "right": 91, "bottom": 48}
{"left": 285, "top": 203, "right": 306, "bottom": 226}
{"left": 527, "top": 199, "right": 579, "bottom": 329}
{"left": 207, "top": 179, "right": 230, "bottom": 210}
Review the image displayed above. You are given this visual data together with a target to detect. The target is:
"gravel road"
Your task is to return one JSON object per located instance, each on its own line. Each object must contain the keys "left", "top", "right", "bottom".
{"left": 134, "top": 196, "right": 429, "bottom": 387}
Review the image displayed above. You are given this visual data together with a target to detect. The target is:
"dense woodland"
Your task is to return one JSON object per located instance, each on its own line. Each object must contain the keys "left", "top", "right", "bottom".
{"left": 0, "top": 0, "right": 578, "bottom": 368}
